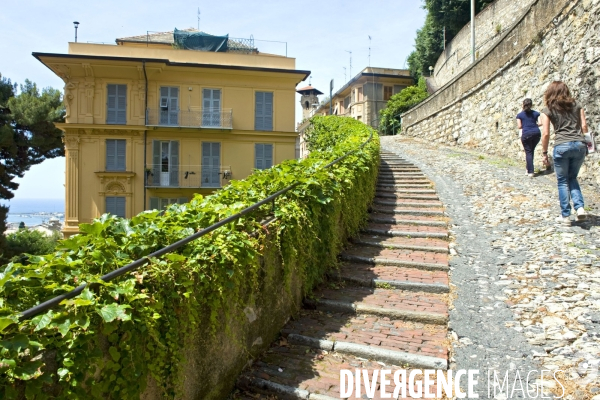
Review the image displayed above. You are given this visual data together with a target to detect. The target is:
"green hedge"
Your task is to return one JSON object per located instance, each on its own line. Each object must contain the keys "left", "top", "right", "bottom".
{"left": 0, "top": 116, "right": 379, "bottom": 399}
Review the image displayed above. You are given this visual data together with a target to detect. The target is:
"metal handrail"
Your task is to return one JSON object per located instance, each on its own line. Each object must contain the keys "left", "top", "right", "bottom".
{"left": 18, "top": 131, "right": 374, "bottom": 321}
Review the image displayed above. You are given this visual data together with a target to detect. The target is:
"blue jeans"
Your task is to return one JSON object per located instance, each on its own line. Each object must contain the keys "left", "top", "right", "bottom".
{"left": 553, "top": 141, "right": 587, "bottom": 217}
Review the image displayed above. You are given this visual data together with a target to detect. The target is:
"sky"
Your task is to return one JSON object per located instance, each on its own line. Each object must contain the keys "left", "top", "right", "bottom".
{"left": 0, "top": 0, "right": 426, "bottom": 201}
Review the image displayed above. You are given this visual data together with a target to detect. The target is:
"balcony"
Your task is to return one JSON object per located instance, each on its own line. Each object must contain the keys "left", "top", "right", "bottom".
{"left": 146, "top": 108, "right": 233, "bottom": 129}
{"left": 145, "top": 164, "right": 232, "bottom": 189}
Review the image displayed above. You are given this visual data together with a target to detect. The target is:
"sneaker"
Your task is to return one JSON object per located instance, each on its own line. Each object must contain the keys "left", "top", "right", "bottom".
{"left": 576, "top": 207, "right": 587, "bottom": 221}
{"left": 555, "top": 215, "right": 571, "bottom": 226}
{"left": 528, "top": 173, "right": 534, "bottom": 178}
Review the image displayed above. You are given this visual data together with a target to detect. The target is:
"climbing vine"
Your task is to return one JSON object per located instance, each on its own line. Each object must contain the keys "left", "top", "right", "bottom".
{"left": 0, "top": 116, "right": 379, "bottom": 399}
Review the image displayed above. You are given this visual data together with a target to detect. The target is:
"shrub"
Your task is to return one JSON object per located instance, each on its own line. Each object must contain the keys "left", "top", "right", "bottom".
{"left": 379, "top": 77, "right": 429, "bottom": 135}
{"left": 0, "top": 116, "right": 379, "bottom": 399}
{"left": 2, "top": 229, "right": 60, "bottom": 264}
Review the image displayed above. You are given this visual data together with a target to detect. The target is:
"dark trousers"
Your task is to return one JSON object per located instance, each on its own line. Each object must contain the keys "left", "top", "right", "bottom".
{"left": 521, "top": 133, "right": 541, "bottom": 173}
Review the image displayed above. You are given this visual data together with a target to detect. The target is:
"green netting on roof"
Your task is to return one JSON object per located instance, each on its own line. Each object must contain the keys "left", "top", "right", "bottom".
{"left": 173, "top": 28, "right": 229, "bottom": 52}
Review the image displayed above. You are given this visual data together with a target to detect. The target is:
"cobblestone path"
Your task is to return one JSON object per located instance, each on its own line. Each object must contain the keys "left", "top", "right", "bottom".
{"left": 235, "top": 152, "right": 451, "bottom": 399}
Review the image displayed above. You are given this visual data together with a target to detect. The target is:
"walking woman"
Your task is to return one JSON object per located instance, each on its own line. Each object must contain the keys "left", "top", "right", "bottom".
{"left": 541, "top": 81, "right": 589, "bottom": 225}
{"left": 516, "top": 98, "right": 541, "bottom": 177}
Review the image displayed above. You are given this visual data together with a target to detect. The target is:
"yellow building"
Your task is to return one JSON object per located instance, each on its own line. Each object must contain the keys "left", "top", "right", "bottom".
{"left": 34, "top": 29, "right": 310, "bottom": 236}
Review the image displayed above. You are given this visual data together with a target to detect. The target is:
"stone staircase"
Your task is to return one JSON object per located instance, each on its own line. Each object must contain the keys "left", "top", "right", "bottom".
{"left": 235, "top": 151, "right": 450, "bottom": 399}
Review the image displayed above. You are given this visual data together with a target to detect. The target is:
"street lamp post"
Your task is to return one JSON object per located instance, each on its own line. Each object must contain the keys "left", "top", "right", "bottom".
{"left": 73, "top": 21, "right": 80, "bottom": 43}
{"left": 329, "top": 79, "right": 334, "bottom": 116}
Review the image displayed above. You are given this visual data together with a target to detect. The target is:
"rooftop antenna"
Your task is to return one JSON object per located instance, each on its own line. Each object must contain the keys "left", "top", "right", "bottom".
{"left": 309, "top": 75, "right": 312, "bottom": 85}
{"left": 368, "top": 35, "right": 372, "bottom": 67}
{"left": 343, "top": 67, "right": 347, "bottom": 82}
{"left": 346, "top": 50, "right": 352, "bottom": 78}
{"left": 197, "top": 7, "right": 201, "bottom": 30}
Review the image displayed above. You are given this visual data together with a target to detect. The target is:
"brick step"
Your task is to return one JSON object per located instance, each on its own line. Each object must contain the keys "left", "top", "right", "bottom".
{"left": 368, "top": 214, "right": 445, "bottom": 227}
{"left": 282, "top": 310, "right": 448, "bottom": 362}
{"left": 374, "top": 192, "right": 439, "bottom": 200}
{"left": 332, "top": 262, "right": 449, "bottom": 293}
{"left": 375, "top": 187, "right": 436, "bottom": 194}
{"left": 340, "top": 246, "right": 448, "bottom": 271}
{"left": 362, "top": 223, "right": 448, "bottom": 239}
{"left": 373, "top": 199, "right": 442, "bottom": 208}
{"left": 352, "top": 235, "right": 449, "bottom": 253}
{"left": 305, "top": 286, "right": 448, "bottom": 325}
{"left": 370, "top": 205, "right": 445, "bottom": 216}
{"left": 236, "top": 343, "right": 446, "bottom": 399}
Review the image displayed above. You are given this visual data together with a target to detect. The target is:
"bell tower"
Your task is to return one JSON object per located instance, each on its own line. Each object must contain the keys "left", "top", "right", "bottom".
{"left": 296, "top": 85, "right": 323, "bottom": 120}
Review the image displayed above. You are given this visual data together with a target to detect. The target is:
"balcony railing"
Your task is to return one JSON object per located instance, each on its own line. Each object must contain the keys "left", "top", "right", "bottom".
{"left": 146, "top": 108, "right": 233, "bottom": 129}
{"left": 145, "top": 165, "right": 232, "bottom": 189}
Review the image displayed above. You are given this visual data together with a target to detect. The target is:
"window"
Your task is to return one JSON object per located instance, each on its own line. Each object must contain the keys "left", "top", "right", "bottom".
{"left": 343, "top": 95, "right": 350, "bottom": 110}
{"left": 255, "top": 144, "right": 273, "bottom": 170}
{"left": 151, "top": 140, "right": 179, "bottom": 186}
{"left": 159, "top": 86, "right": 179, "bottom": 126}
{"left": 106, "top": 139, "right": 126, "bottom": 171}
{"left": 255, "top": 92, "right": 273, "bottom": 131}
{"left": 384, "top": 86, "right": 393, "bottom": 101}
{"left": 357, "top": 87, "right": 363, "bottom": 101}
{"left": 393, "top": 85, "right": 404, "bottom": 95}
{"left": 149, "top": 197, "right": 187, "bottom": 210}
{"left": 202, "top": 89, "right": 221, "bottom": 127}
{"left": 106, "top": 84, "right": 127, "bottom": 124}
{"left": 202, "top": 142, "right": 221, "bottom": 187}
{"left": 363, "top": 83, "right": 383, "bottom": 100}
{"left": 105, "top": 196, "right": 126, "bottom": 218}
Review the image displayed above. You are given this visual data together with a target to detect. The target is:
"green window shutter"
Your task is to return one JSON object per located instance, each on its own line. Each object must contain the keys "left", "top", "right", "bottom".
{"left": 149, "top": 197, "right": 159, "bottom": 210}
{"left": 106, "top": 196, "right": 126, "bottom": 218}
{"left": 169, "top": 141, "right": 179, "bottom": 187}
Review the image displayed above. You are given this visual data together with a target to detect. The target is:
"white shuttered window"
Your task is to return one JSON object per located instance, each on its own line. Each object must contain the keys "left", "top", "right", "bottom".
{"left": 255, "top": 92, "right": 273, "bottom": 131}
{"left": 255, "top": 144, "right": 273, "bottom": 170}
{"left": 106, "top": 84, "right": 127, "bottom": 124}
{"left": 106, "top": 139, "right": 126, "bottom": 171}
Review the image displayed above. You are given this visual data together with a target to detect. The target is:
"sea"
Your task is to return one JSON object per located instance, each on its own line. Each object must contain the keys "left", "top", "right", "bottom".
{"left": 1, "top": 199, "right": 65, "bottom": 227}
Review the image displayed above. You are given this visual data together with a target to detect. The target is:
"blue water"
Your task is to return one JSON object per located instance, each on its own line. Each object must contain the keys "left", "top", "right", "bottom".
{"left": 1, "top": 199, "right": 65, "bottom": 227}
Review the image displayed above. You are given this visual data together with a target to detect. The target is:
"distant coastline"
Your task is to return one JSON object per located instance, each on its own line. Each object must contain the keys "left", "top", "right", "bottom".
{"left": 1, "top": 198, "right": 65, "bottom": 227}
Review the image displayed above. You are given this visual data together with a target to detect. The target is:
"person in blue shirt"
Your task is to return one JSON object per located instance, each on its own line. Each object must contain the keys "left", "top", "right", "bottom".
{"left": 516, "top": 98, "right": 542, "bottom": 177}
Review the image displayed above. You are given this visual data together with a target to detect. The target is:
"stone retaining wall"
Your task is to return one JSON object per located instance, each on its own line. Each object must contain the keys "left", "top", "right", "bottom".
{"left": 402, "top": 0, "right": 600, "bottom": 187}
{"left": 433, "top": 0, "right": 535, "bottom": 87}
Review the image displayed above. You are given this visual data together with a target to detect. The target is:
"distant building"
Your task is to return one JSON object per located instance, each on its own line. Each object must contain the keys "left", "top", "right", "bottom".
{"left": 295, "top": 85, "right": 324, "bottom": 158}
{"left": 299, "top": 67, "right": 413, "bottom": 131}
{"left": 34, "top": 28, "right": 310, "bottom": 236}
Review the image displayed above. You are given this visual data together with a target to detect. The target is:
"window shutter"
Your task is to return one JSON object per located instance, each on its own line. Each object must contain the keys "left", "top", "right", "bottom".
{"left": 177, "top": 197, "right": 188, "bottom": 204}
{"left": 117, "top": 84, "right": 127, "bottom": 124}
{"left": 106, "top": 196, "right": 125, "bottom": 218}
{"left": 116, "top": 140, "right": 126, "bottom": 171}
{"left": 255, "top": 144, "right": 264, "bottom": 169}
{"left": 264, "top": 92, "right": 273, "bottom": 131}
{"left": 107, "top": 84, "right": 117, "bottom": 123}
{"left": 106, "top": 139, "right": 116, "bottom": 170}
{"left": 255, "top": 92, "right": 264, "bottom": 130}
{"left": 169, "top": 141, "right": 179, "bottom": 186}
{"left": 152, "top": 141, "right": 161, "bottom": 185}
{"left": 149, "top": 197, "right": 159, "bottom": 210}
{"left": 264, "top": 144, "right": 273, "bottom": 169}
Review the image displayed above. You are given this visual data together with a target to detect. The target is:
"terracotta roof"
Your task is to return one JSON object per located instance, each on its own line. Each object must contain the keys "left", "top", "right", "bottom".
{"left": 296, "top": 85, "right": 324, "bottom": 95}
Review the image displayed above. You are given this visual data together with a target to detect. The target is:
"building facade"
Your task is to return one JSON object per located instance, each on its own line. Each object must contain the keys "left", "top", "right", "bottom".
{"left": 34, "top": 30, "right": 309, "bottom": 236}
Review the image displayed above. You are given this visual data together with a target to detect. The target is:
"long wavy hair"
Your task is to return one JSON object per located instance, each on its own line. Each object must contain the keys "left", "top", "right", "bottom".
{"left": 543, "top": 81, "right": 575, "bottom": 113}
{"left": 522, "top": 98, "right": 533, "bottom": 112}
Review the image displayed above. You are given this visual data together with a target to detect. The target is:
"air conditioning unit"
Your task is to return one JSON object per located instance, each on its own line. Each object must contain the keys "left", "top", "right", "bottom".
{"left": 160, "top": 97, "right": 169, "bottom": 108}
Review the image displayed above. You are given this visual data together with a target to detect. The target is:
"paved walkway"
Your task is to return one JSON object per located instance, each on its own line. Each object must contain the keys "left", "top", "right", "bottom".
{"left": 234, "top": 151, "right": 451, "bottom": 399}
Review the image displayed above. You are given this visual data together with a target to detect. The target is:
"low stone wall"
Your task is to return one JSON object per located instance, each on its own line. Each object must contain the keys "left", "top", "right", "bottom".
{"left": 433, "top": 0, "right": 535, "bottom": 87}
{"left": 402, "top": 0, "right": 600, "bottom": 187}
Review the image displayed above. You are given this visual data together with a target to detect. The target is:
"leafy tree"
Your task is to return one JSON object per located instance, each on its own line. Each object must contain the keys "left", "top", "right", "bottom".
{"left": 18, "top": 221, "right": 25, "bottom": 229}
{"left": 2, "top": 229, "right": 60, "bottom": 264}
{"left": 379, "top": 77, "right": 429, "bottom": 134}
{"left": 0, "top": 73, "right": 64, "bottom": 246}
{"left": 408, "top": 0, "right": 494, "bottom": 79}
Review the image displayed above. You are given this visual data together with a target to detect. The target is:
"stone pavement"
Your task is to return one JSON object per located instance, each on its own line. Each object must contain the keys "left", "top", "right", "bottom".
{"left": 233, "top": 152, "right": 451, "bottom": 399}
{"left": 381, "top": 137, "right": 600, "bottom": 400}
